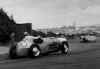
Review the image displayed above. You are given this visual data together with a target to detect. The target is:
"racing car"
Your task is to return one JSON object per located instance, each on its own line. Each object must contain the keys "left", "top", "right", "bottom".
{"left": 9, "top": 36, "right": 70, "bottom": 59}
{"left": 80, "top": 35, "right": 96, "bottom": 42}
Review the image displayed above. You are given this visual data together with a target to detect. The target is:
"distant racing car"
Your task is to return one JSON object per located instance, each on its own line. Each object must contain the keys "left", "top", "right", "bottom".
{"left": 80, "top": 35, "right": 96, "bottom": 42}
{"left": 9, "top": 36, "right": 70, "bottom": 59}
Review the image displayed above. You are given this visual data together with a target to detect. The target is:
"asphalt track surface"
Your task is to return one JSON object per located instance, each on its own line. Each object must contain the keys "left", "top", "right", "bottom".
{"left": 0, "top": 39, "right": 100, "bottom": 69}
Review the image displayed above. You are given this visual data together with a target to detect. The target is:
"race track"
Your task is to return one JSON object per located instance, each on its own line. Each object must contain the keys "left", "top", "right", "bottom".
{"left": 0, "top": 39, "right": 100, "bottom": 69}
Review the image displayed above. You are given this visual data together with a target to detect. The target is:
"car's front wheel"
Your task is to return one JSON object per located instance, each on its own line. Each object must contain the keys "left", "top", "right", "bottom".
{"left": 60, "top": 42, "right": 71, "bottom": 55}
{"left": 28, "top": 44, "right": 40, "bottom": 58}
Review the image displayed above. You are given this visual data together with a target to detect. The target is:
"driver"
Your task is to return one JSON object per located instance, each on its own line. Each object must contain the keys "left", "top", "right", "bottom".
{"left": 17, "top": 32, "right": 41, "bottom": 48}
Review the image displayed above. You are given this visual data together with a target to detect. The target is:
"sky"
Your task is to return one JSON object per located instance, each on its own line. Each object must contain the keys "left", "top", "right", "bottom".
{"left": 0, "top": 0, "right": 100, "bottom": 29}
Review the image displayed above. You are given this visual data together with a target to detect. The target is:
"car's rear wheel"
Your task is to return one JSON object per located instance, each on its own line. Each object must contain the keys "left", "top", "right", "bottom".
{"left": 8, "top": 45, "right": 17, "bottom": 59}
{"left": 28, "top": 44, "right": 40, "bottom": 58}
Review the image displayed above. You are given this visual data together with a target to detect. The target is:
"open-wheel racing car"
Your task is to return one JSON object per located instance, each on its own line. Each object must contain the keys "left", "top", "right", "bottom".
{"left": 9, "top": 36, "right": 70, "bottom": 59}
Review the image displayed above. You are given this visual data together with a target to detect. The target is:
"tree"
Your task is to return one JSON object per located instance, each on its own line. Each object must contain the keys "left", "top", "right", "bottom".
{"left": 0, "top": 8, "right": 16, "bottom": 43}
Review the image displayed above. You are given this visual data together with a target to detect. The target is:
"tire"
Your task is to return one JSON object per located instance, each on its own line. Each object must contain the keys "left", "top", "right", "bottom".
{"left": 60, "top": 42, "right": 71, "bottom": 55}
{"left": 8, "top": 45, "right": 17, "bottom": 59}
{"left": 28, "top": 44, "right": 40, "bottom": 58}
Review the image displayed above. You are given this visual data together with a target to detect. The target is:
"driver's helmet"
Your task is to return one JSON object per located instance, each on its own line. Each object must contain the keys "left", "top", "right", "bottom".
{"left": 24, "top": 32, "right": 29, "bottom": 36}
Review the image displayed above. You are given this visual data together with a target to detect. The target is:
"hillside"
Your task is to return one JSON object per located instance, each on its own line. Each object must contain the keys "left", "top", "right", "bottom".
{"left": 37, "top": 25, "right": 100, "bottom": 34}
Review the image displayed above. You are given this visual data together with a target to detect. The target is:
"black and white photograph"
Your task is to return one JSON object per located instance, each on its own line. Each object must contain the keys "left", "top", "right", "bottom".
{"left": 0, "top": 0, "right": 100, "bottom": 69}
